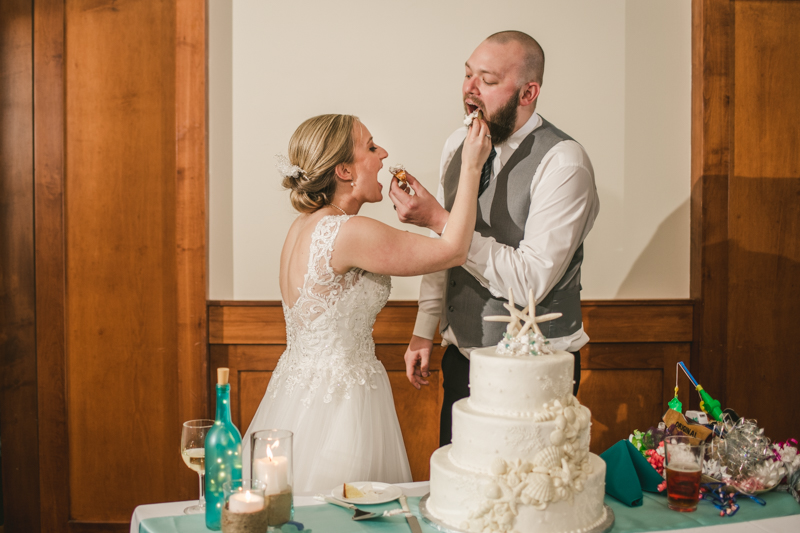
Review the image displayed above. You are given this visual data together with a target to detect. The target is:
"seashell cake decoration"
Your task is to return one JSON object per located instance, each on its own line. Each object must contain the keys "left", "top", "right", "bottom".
{"left": 462, "top": 395, "right": 594, "bottom": 533}
{"left": 485, "top": 289, "right": 562, "bottom": 356}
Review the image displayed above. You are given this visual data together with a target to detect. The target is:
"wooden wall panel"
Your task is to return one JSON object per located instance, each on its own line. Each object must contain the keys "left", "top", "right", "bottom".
{"left": 732, "top": 1, "right": 800, "bottom": 179}
{"left": 209, "top": 304, "right": 285, "bottom": 344}
{"left": 65, "top": 0, "right": 181, "bottom": 521}
{"left": 0, "top": 1, "right": 41, "bottom": 531}
{"left": 1, "top": 1, "right": 208, "bottom": 530}
{"left": 240, "top": 371, "right": 273, "bottom": 433}
{"left": 692, "top": 0, "right": 800, "bottom": 443}
{"left": 581, "top": 342, "right": 692, "bottom": 418}
{"left": 33, "top": 0, "right": 70, "bottom": 531}
{"left": 387, "top": 370, "right": 443, "bottom": 481}
{"left": 209, "top": 301, "right": 693, "bottom": 479}
{"left": 727, "top": 0, "right": 800, "bottom": 441}
{"left": 727, "top": 177, "right": 800, "bottom": 435}
{"left": 579, "top": 370, "right": 664, "bottom": 455}
{"left": 581, "top": 301, "right": 692, "bottom": 343}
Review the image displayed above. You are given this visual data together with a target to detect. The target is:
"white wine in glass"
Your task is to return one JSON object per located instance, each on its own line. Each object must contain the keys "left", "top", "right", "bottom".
{"left": 182, "top": 447, "right": 205, "bottom": 473}
{"left": 181, "top": 419, "right": 214, "bottom": 514}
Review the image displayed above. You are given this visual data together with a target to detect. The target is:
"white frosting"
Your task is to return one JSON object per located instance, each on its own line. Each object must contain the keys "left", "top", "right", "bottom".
{"left": 468, "top": 349, "right": 574, "bottom": 416}
{"left": 430, "top": 449, "right": 607, "bottom": 533}
{"left": 450, "top": 399, "right": 591, "bottom": 473}
{"left": 429, "top": 345, "right": 605, "bottom": 533}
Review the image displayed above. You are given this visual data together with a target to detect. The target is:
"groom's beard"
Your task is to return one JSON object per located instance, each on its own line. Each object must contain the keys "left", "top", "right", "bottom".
{"left": 485, "top": 92, "right": 519, "bottom": 146}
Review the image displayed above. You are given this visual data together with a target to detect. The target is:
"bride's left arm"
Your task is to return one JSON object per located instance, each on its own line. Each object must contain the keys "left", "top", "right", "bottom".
{"left": 330, "top": 215, "right": 471, "bottom": 277}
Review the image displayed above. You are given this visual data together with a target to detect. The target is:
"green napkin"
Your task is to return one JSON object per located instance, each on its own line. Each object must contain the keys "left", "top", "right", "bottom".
{"left": 600, "top": 439, "right": 665, "bottom": 507}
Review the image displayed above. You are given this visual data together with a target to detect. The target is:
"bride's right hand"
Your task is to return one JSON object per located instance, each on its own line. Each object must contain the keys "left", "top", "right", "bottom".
{"left": 461, "top": 118, "right": 493, "bottom": 175}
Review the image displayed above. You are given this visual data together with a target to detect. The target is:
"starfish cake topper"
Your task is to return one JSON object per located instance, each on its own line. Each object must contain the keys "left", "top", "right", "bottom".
{"left": 485, "top": 289, "right": 562, "bottom": 356}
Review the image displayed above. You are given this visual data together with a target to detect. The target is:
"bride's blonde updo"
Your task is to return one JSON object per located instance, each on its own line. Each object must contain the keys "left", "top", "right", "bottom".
{"left": 283, "top": 114, "right": 358, "bottom": 213}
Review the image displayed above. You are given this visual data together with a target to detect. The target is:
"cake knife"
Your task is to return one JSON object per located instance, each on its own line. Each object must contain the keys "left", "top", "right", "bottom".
{"left": 398, "top": 494, "right": 423, "bottom": 533}
{"left": 323, "top": 496, "right": 378, "bottom": 520}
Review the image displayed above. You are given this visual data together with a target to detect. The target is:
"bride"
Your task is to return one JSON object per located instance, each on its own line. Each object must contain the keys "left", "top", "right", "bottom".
{"left": 243, "top": 113, "right": 491, "bottom": 492}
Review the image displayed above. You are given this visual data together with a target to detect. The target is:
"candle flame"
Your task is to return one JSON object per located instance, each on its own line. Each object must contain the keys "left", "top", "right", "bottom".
{"left": 244, "top": 490, "right": 253, "bottom": 502}
{"left": 266, "top": 446, "right": 273, "bottom": 460}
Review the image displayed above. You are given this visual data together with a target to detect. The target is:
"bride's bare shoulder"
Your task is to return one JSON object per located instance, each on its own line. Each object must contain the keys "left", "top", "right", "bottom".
{"left": 286, "top": 212, "right": 312, "bottom": 236}
{"left": 331, "top": 215, "right": 393, "bottom": 257}
{"left": 336, "top": 214, "right": 384, "bottom": 233}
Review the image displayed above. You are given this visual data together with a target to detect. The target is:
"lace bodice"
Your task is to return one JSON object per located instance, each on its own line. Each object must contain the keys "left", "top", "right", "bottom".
{"left": 270, "top": 215, "right": 391, "bottom": 406}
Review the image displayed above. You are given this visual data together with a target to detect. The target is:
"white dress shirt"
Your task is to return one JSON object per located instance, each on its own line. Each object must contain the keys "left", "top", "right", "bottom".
{"left": 413, "top": 112, "right": 600, "bottom": 356}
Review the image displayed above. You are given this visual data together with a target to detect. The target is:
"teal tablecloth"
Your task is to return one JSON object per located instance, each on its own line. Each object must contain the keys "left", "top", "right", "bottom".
{"left": 605, "top": 490, "right": 799, "bottom": 531}
{"left": 140, "top": 497, "right": 434, "bottom": 533}
{"left": 140, "top": 492, "right": 800, "bottom": 533}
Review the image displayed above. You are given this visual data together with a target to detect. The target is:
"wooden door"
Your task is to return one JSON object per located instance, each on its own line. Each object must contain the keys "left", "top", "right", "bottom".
{"left": 0, "top": 1, "right": 208, "bottom": 530}
{"left": 692, "top": 0, "right": 800, "bottom": 441}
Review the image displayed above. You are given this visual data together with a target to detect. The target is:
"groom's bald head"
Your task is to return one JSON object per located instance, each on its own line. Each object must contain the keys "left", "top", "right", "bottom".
{"left": 484, "top": 31, "right": 545, "bottom": 86}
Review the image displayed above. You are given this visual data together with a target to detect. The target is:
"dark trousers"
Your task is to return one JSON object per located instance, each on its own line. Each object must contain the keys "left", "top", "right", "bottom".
{"left": 439, "top": 344, "right": 582, "bottom": 446}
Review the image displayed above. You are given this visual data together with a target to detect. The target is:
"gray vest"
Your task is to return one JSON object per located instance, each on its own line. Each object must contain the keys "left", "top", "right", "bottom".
{"left": 442, "top": 117, "right": 584, "bottom": 348}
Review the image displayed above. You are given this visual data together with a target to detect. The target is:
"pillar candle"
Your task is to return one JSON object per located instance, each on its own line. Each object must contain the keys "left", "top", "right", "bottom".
{"left": 253, "top": 455, "right": 288, "bottom": 495}
{"left": 228, "top": 491, "right": 265, "bottom": 513}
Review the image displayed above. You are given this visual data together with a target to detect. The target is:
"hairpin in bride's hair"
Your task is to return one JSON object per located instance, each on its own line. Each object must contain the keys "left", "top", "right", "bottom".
{"left": 276, "top": 154, "right": 308, "bottom": 180}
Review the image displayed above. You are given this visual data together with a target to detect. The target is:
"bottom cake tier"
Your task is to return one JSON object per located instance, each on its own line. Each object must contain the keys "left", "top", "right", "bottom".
{"left": 428, "top": 446, "right": 607, "bottom": 533}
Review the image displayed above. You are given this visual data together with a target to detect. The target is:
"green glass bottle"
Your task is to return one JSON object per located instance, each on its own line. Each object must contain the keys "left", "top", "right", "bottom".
{"left": 205, "top": 368, "right": 242, "bottom": 530}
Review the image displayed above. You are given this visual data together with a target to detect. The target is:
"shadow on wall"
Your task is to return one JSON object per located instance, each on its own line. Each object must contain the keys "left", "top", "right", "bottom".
{"left": 615, "top": 199, "right": 690, "bottom": 298}
{"left": 713, "top": 239, "right": 800, "bottom": 443}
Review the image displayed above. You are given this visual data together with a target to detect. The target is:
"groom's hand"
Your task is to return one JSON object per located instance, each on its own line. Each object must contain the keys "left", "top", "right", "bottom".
{"left": 389, "top": 172, "right": 449, "bottom": 235}
{"left": 404, "top": 335, "right": 433, "bottom": 389}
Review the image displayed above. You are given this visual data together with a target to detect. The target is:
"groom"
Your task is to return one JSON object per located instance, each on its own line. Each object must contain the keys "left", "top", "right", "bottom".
{"left": 389, "top": 31, "right": 600, "bottom": 446}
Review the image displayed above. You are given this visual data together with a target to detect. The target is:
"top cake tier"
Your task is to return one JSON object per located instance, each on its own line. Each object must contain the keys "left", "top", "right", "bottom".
{"left": 468, "top": 348, "right": 574, "bottom": 416}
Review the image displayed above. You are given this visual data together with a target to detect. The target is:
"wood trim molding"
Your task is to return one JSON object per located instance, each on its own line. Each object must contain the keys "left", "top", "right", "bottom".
{"left": 208, "top": 299, "right": 695, "bottom": 345}
{"left": 0, "top": 1, "right": 41, "bottom": 530}
{"left": 34, "top": 0, "right": 70, "bottom": 531}
{"left": 691, "top": 0, "right": 733, "bottom": 414}
{"left": 175, "top": 0, "right": 209, "bottom": 426}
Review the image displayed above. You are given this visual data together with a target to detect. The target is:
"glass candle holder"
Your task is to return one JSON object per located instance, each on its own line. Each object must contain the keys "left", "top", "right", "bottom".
{"left": 251, "top": 429, "right": 294, "bottom": 526}
{"left": 221, "top": 479, "right": 268, "bottom": 533}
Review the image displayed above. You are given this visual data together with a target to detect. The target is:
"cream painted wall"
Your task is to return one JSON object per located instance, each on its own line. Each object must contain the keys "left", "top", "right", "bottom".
{"left": 209, "top": 0, "right": 691, "bottom": 301}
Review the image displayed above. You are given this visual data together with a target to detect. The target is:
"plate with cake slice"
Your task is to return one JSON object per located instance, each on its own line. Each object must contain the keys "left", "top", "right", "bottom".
{"left": 331, "top": 481, "right": 402, "bottom": 504}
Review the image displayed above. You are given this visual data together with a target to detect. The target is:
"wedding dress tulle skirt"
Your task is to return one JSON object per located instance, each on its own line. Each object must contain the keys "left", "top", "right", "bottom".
{"left": 242, "top": 365, "right": 412, "bottom": 493}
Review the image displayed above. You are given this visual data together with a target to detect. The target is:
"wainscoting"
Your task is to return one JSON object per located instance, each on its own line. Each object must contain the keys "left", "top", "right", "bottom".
{"left": 208, "top": 299, "right": 693, "bottom": 481}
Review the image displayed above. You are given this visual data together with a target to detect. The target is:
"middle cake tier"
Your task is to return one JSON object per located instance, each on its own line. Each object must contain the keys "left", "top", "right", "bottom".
{"left": 450, "top": 397, "right": 592, "bottom": 473}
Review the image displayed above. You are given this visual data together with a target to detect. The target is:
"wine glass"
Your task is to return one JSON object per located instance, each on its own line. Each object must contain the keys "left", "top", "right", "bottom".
{"left": 181, "top": 419, "right": 214, "bottom": 514}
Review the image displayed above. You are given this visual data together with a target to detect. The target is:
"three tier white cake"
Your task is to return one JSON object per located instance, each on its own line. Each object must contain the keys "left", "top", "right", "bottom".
{"left": 426, "top": 293, "right": 607, "bottom": 533}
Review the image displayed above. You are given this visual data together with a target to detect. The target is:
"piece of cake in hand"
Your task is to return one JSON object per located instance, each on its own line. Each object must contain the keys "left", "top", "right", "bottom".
{"left": 463, "top": 109, "right": 483, "bottom": 127}
{"left": 389, "top": 164, "right": 409, "bottom": 192}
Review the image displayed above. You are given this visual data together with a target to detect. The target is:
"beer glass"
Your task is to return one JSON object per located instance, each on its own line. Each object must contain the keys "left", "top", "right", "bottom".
{"left": 664, "top": 435, "right": 705, "bottom": 512}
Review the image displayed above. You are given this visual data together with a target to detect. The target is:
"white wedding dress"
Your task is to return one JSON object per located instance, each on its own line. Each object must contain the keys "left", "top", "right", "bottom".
{"left": 243, "top": 215, "right": 412, "bottom": 492}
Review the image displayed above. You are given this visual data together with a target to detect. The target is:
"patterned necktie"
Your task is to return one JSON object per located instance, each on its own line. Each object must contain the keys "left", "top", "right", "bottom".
{"left": 478, "top": 146, "right": 497, "bottom": 197}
